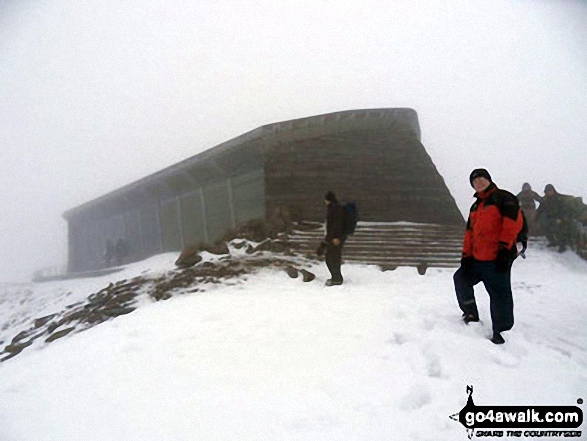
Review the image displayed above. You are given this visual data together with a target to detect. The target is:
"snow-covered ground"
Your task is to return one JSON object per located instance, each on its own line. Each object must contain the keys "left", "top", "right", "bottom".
{"left": 0, "top": 244, "right": 586, "bottom": 441}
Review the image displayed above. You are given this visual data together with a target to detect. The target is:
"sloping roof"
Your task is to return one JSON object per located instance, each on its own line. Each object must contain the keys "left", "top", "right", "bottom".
{"left": 63, "top": 108, "right": 420, "bottom": 220}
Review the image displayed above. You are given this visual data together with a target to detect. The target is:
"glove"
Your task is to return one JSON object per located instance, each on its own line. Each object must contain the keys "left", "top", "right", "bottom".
{"left": 316, "top": 241, "right": 327, "bottom": 257}
{"left": 460, "top": 256, "right": 474, "bottom": 276}
{"left": 495, "top": 246, "right": 511, "bottom": 272}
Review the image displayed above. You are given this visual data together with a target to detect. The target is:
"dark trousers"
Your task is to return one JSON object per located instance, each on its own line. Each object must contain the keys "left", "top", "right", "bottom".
{"left": 454, "top": 261, "right": 514, "bottom": 333}
{"left": 325, "top": 243, "right": 343, "bottom": 282}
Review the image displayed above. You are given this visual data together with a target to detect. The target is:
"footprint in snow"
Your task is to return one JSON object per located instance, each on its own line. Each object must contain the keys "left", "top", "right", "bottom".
{"left": 424, "top": 352, "right": 444, "bottom": 379}
{"left": 398, "top": 385, "right": 432, "bottom": 411}
{"left": 386, "top": 332, "right": 409, "bottom": 345}
{"left": 490, "top": 350, "right": 520, "bottom": 368}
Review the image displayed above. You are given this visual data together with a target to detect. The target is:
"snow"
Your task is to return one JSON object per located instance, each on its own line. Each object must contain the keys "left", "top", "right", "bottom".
{"left": 0, "top": 244, "right": 586, "bottom": 441}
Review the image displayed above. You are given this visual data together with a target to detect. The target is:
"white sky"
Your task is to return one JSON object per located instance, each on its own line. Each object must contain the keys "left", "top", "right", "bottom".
{"left": 1, "top": 0, "right": 586, "bottom": 282}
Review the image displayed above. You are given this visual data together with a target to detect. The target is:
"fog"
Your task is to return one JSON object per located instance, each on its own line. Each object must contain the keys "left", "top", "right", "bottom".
{"left": 1, "top": 0, "right": 586, "bottom": 282}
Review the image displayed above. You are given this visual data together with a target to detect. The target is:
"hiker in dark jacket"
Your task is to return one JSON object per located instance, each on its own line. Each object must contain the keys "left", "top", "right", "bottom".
{"left": 317, "top": 191, "right": 346, "bottom": 286}
{"left": 535, "top": 184, "right": 572, "bottom": 251}
{"left": 454, "top": 169, "right": 523, "bottom": 345}
{"left": 516, "top": 183, "right": 542, "bottom": 235}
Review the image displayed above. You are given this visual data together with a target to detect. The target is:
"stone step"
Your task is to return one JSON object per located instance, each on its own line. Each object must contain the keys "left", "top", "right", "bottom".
{"left": 294, "top": 243, "right": 461, "bottom": 256}
{"left": 290, "top": 237, "right": 463, "bottom": 246}
{"left": 289, "top": 221, "right": 463, "bottom": 268}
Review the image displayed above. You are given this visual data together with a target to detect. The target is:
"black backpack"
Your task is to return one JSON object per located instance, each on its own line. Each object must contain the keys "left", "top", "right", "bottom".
{"left": 343, "top": 202, "right": 359, "bottom": 235}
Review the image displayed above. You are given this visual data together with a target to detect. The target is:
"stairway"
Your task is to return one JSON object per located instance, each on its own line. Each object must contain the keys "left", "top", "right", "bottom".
{"left": 284, "top": 221, "right": 465, "bottom": 270}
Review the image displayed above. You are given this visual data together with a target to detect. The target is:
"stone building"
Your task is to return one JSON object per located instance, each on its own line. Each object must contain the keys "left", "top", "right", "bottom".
{"left": 63, "top": 108, "right": 463, "bottom": 272}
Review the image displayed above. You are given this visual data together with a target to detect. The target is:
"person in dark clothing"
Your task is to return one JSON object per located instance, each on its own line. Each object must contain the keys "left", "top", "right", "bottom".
{"left": 103, "top": 239, "right": 115, "bottom": 268}
{"left": 115, "top": 238, "right": 128, "bottom": 265}
{"left": 535, "top": 184, "right": 572, "bottom": 252}
{"left": 454, "top": 169, "right": 523, "bottom": 345}
{"left": 318, "top": 191, "right": 347, "bottom": 286}
{"left": 516, "top": 183, "right": 542, "bottom": 235}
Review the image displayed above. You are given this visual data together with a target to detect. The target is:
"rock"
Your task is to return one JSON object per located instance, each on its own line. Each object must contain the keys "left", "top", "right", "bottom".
{"left": 105, "top": 292, "right": 137, "bottom": 308}
{"left": 300, "top": 269, "right": 316, "bottom": 282}
{"left": 10, "top": 330, "right": 32, "bottom": 344}
{"left": 35, "top": 314, "right": 57, "bottom": 328}
{"left": 251, "top": 239, "right": 272, "bottom": 253}
{"left": 84, "top": 312, "right": 107, "bottom": 324}
{"left": 62, "top": 310, "right": 86, "bottom": 323}
{"left": 285, "top": 266, "right": 299, "bottom": 278}
{"left": 380, "top": 265, "right": 397, "bottom": 272}
{"left": 4, "top": 340, "right": 33, "bottom": 353}
{"left": 417, "top": 263, "right": 428, "bottom": 275}
{"left": 47, "top": 319, "right": 67, "bottom": 334}
{"left": 45, "top": 327, "right": 75, "bottom": 343}
{"left": 268, "top": 242, "right": 286, "bottom": 253}
{"left": 232, "top": 240, "right": 247, "bottom": 249}
{"left": 102, "top": 307, "right": 135, "bottom": 317}
{"left": 175, "top": 246, "right": 203, "bottom": 268}
{"left": 205, "top": 243, "right": 230, "bottom": 255}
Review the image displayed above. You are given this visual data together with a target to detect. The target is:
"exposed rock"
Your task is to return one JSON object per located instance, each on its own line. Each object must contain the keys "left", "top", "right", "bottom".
{"left": 2, "top": 238, "right": 318, "bottom": 362}
{"left": 250, "top": 239, "right": 271, "bottom": 253}
{"left": 269, "top": 242, "right": 287, "bottom": 253}
{"left": 11, "top": 330, "right": 33, "bottom": 344}
{"left": 417, "top": 263, "right": 428, "bottom": 276}
{"left": 204, "top": 243, "right": 230, "bottom": 255}
{"left": 4, "top": 340, "right": 33, "bottom": 353}
{"left": 45, "top": 327, "right": 75, "bottom": 343}
{"left": 223, "top": 219, "right": 270, "bottom": 243}
{"left": 102, "top": 307, "right": 135, "bottom": 317}
{"left": 380, "top": 265, "right": 397, "bottom": 272}
{"left": 300, "top": 269, "right": 316, "bottom": 282}
{"left": 35, "top": 314, "right": 57, "bottom": 328}
{"left": 175, "top": 246, "right": 203, "bottom": 268}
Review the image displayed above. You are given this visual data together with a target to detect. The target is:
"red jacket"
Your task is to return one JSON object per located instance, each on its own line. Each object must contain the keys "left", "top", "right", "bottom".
{"left": 463, "top": 183, "right": 523, "bottom": 261}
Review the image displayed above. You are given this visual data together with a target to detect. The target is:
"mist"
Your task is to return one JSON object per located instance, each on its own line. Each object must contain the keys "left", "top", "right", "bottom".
{"left": 1, "top": 0, "right": 586, "bottom": 282}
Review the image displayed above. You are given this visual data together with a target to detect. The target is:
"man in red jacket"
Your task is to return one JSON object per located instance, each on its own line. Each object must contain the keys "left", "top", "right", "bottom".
{"left": 454, "top": 169, "right": 524, "bottom": 344}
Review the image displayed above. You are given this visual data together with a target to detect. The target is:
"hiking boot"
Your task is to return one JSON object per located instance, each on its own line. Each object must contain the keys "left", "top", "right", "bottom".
{"left": 325, "top": 279, "right": 343, "bottom": 286}
{"left": 557, "top": 246, "right": 567, "bottom": 253}
{"left": 490, "top": 332, "right": 505, "bottom": 345}
{"left": 463, "top": 313, "right": 479, "bottom": 324}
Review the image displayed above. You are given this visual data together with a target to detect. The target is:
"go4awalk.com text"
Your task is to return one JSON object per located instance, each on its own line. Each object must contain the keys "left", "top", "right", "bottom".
{"left": 450, "top": 386, "right": 583, "bottom": 439}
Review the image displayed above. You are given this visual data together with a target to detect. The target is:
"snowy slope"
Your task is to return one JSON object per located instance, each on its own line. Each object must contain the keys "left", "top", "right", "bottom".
{"left": 0, "top": 244, "right": 586, "bottom": 441}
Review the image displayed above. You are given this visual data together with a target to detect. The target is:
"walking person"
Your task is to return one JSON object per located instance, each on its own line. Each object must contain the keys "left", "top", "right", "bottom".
{"left": 516, "top": 182, "right": 542, "bottom": 234}
{"left": 454, "top": 169, "right": 524, "bottom": 344}
{"left": 317, "top": 191, "right": 346, "bottom": 286}
{"left": 535, "top": 184, "right": 572, "bottom": 252}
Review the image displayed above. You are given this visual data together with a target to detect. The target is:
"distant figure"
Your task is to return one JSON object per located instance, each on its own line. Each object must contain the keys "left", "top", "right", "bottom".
{"left": 535, "top": 184, "right": 572, "bottom": 252}
{"left": 115, "top": 238, "right": 128, "bottom": 265}
{"left": 516, "top": 183, "right": 542, "bottom": 235}
{"left": 317, "top": 191, "right": 346, "bottom": 286}
{"left": 103, "top": 239, "right": 115, "bottom": 268}
{"left": 454, "top": 169, "right": 523, "bottom": 345}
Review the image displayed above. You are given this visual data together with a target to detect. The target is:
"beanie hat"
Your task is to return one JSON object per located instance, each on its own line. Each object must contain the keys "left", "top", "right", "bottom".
{"left": 469, "top": 168, "right": 492, "bottom": 187}
{"left": 522, "top": 182, "right": 531, "bottom": 191}
{"left": 544, "top": 184, "right": 555, "bottom": 193}
{"left": 324, "top": 191, "right": 337, "bottom": 202}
